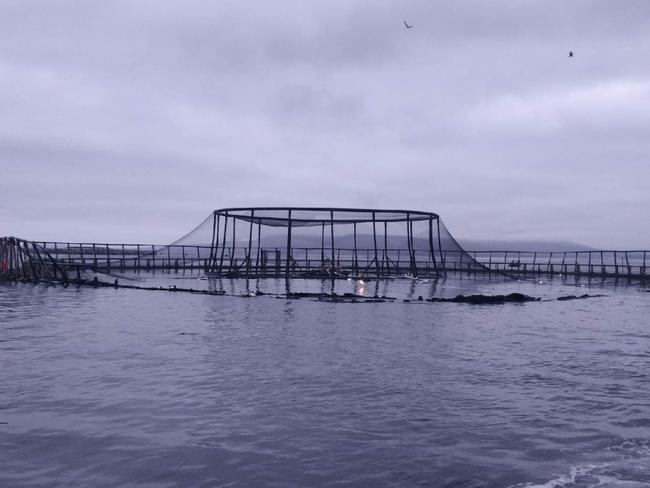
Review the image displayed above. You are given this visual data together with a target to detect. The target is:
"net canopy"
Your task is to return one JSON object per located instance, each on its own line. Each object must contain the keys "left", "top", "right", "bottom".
{"left": 169, "top": 207, "right": 487, "bottom": 278}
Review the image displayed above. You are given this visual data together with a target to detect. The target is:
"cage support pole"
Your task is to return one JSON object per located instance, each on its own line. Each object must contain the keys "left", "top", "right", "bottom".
{"left": 246, "top": 210, "right": 254, "bottom": 276}
{"left": 428, "top": 217, "right": 439, "bottom": 274}
{"left": 406, "top": 214, "right": 412, "bottom": 274}
{"left": 436, "top": 218, "right": 446, "bottom": 275}
{"left": 229, "top": 217, "right": 237, "bottom": 272}
{"left": 383, "top": 221, "right": 389, "bottom": 275}
{"left": 405, "top": 213, "right": 414, "bottom": 275}
{"left": 321, "top": 221, "right": 325, "bottom": 265}
{"left": 372, "top": 212, "right": 379, "bottom": 276}
{"left": 330, "top": 210, "right": 335, "bottom": 265}
{"left": 212, "top": 213, "right": 221, "bottom": 271}
{"left": 641, "top": 251, "right": 646, "bottom": 276}
{"left": 353, "top": 222, "right": 358, "bottom": 275}
{"left": 208, "top": 211, "right": 218, "bottom": 270}
{"left": 409, "top": 218, "right": 417, "bottom": 276}
{"left": 218, "top": 211, "right": 229, "bottom": 273}
{"left": 256, "top": 221, "right": 262, "bottom": 276}
{"left": 286, "top": 209, "right": 293, "bottom": 277}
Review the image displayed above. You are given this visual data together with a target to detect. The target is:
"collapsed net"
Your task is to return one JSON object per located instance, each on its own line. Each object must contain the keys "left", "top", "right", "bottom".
{"left": 168, "top": 207, "right": 488, "bottom": 277}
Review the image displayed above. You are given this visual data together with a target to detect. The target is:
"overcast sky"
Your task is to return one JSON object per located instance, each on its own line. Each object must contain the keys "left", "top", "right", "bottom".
{"left": 1, "top": 1, "right": 649, "bottom": 248}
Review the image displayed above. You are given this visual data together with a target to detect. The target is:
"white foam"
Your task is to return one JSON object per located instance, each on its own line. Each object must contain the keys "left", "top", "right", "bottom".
{"left": 510, "top": 461, "right": 650, "bottom": 488}
{"left": 509, "top": 464, "right": 605, "bottom": 488}
{"left": 511, "top": 439, "right": 650, "bottom": 488}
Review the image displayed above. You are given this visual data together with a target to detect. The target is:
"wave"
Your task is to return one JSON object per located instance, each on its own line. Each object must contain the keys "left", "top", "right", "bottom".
{"left": 509, "top": 439, "right": 650, "bottom": 488}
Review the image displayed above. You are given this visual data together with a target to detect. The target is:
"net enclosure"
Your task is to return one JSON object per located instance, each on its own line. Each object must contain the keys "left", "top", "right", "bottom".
{"left": 171, "top": 207, "right": 487, "bottom": 278}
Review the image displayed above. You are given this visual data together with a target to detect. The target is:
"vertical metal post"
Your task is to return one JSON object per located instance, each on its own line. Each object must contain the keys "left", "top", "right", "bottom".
{"left": 428, "top": 217, "right": 438, "bottom": 274}
{"left": 409, "top": 217, "right": 417, "bottom": 276}
{"left": 211, "top": 213, "right": 220, "bottom": 271}
{"left": 219, "top": 211, "right": 229, "bottom": 272}
{"left": 405, "top": 215, "right": 412, "bottom": 273}
{"left": 383, "top": 221, "right": 389, "bottom": 275}
{"left": 641, "top": 251, "right": 646, "bottom": 276}
{"left": 247, "top": 209, "right": 255, "bottom": 276}
{"left": 330, "top": 210, "right": 335, "bottom": 264}
{"left": 256, "top": 221, "right": 262, "bottom": 276}
{"left": 372, "top": 211, "right": 379, "bottom": 275}
{"left": 286, "top": 209, "right": 292, "bottom": 277}
{"left": 208, "top": 211, "right": 218, "bottom": 270}
{"left": 353, "top": 222, "right": 358, "bottom": 275}
{"left": 436, "top": 218, "right": 445, "bottom": 274}
{"left": 229, "top": 217, "right": 237, "bottom": 271}
{"left": 321, "top": 221, "right": 325, "bottom": 264}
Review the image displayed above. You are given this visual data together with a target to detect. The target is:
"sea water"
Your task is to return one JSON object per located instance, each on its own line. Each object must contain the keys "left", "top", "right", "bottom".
{"left": 1, "top": 274, "right": 649, "bottom": 487}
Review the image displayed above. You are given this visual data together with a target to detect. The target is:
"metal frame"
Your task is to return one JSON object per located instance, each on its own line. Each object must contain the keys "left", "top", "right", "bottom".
{"left": 205, "top": 207, "right": 452, "bottom": 278}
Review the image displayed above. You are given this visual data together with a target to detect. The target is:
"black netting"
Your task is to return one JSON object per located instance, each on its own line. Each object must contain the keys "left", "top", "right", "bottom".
{"left": 166, "top": 207, "right": 488, "bottom": 277}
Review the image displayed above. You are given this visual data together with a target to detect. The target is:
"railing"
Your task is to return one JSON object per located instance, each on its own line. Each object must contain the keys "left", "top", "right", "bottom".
{"left": 23, "top": 241, "right": 649, "bottom": 279}
{"left": 469, "top": 250, "right": 648, "bottom": 278}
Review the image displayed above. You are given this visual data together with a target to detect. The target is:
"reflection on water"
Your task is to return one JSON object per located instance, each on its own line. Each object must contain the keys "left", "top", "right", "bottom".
{"left": 1, "top": 274, "right": 650, "bottom": 487}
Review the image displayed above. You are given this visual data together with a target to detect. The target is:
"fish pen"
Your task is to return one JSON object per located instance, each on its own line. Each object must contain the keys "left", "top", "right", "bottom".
{"left": 3, "top": 207, "right": 650, "bottom": 282}
{"left": 171, "top": 207, "right": 487, "bottom": 278}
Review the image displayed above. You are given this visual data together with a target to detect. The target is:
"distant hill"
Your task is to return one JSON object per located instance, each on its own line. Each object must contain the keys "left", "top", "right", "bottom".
{"left": 456, "top": 239, "right": 595, "bottom": 252}
{"left": 236, "top": 234, "right": 593, "bottom": 252}
{"left": 247, "top": 233, "right": 459, "bottom": 250}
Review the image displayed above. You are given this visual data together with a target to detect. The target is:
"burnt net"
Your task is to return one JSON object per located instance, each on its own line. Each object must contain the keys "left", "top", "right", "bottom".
{"left": 170, "top": 207, "right": 487, "bottom": 278}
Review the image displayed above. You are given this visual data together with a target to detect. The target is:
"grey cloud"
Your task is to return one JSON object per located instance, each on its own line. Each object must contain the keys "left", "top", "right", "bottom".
{"left": 1, "top": 1, "right": 649, "bottom": 248}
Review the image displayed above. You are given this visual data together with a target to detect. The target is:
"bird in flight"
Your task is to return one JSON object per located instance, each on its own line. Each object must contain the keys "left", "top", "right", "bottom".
{"left": 568, "top": 51, "right": 574, "bottom": 57}
{"left": 403, "top": 20, "right": 413, "bottom": 29}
